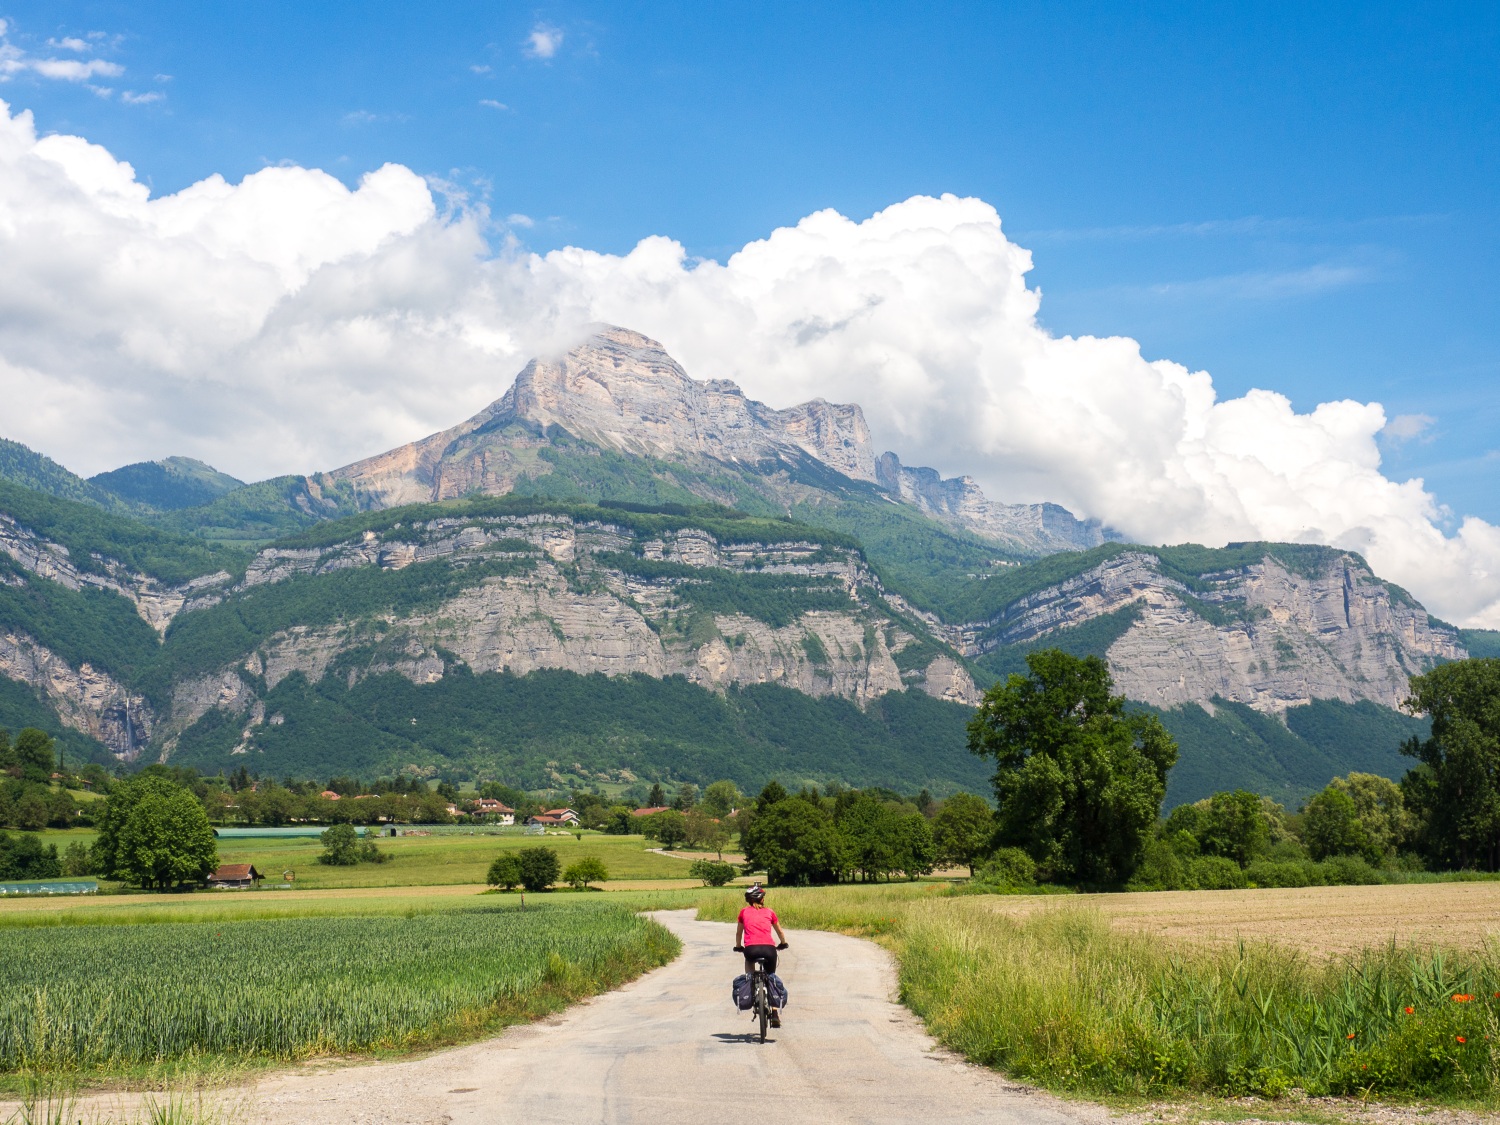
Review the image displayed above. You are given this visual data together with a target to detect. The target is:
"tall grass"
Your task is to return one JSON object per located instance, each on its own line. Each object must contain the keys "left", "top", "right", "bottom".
{"left": 700, "top": 887, "right": 1500, "bottom": 1099}
{"left": 3, "top": 902, "right": 677, "bottom": 1075}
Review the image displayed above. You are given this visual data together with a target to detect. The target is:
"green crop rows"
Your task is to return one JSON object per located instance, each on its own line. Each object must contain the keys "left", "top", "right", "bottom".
{"left": 1, "top": 903, "right": 677, "bottom": 1073}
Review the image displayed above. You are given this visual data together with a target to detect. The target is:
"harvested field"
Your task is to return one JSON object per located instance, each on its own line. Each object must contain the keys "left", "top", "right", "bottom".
{"left": 974, "top": 882, "right": 1500, "bottom": 954}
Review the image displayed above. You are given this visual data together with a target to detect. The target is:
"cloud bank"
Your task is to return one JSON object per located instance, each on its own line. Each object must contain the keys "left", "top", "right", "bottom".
{"left": 1, "top": 99, "right": 1496, "bottom": 626}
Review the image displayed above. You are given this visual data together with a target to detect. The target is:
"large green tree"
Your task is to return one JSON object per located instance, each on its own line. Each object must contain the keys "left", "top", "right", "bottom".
{"left": 114, "top": 787, "right": 218, "bottom": 889}
{"left": 1402, "top": 659, "right": 1500, "bottom": 870}
{"left": 966, "top": 649, "right": 1177, "bottom": 884}
{"left": 741, "top": 796, "right": 849, "bottom": 886}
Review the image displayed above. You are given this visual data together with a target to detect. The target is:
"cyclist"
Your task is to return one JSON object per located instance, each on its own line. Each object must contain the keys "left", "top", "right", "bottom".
{"left": 733, "top": 883, "right": 789, "bottom": 1027}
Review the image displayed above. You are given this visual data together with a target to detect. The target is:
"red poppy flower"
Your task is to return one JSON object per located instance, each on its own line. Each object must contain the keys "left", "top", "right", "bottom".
{"left": 1404, "top": 1006, "right": 1414, "bottom": 1014}
{"left": 1346, "top": 1033, "right": 1356, "bottom": 1039}
{"left": 1457, "top": 1036, "right": 1467, "bottom": 1044}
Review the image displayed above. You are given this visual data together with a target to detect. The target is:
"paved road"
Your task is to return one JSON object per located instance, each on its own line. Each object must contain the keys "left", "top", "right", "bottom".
{"left": 240, "top": 909, "right": 1093, "bottom": 1125}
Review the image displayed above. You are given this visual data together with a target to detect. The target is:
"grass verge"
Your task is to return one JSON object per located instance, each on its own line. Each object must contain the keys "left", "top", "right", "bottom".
{"left": 697, "top": 885, "right": 1500, "bottom": 1104}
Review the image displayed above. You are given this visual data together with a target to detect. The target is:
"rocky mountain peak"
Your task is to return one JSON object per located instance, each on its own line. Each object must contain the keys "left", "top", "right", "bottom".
{"left": 493, "top": 325, "right": 878, "bottom": 480}
{"left": 324, "top": 325, "right": 1106, "bottom": 556}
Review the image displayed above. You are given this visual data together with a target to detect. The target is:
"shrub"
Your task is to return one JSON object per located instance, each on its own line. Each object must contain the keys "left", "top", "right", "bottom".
{"left": 517, "top": 846, "right": 560, "bottom": 892}
{"left": 1245, "top": 860, "right": 1310, "bottom": 888}
{"left": 1127, "top": 837, "right": 1189, "bottom": 891}
{"left": 1319, "top": 854, "right": 1385, "bottom": 885}
{"left": 318, "top": 824, "right": 361, "bottom": 866}
{"left": 975, "top": 847, "right": 1037, "bottom": 889}
{"left": 487, "top": 851, "right": 523, "bottom": 890}
{"left": 357, "top": 838, "right": 390, "bottom": 864}
{"left": 1188, "top": 855, "right": 1246, "bottom": 890}
{"left": 689, "top": 858, "right": 737, "bottom": 886}
{"left": 562, "top": 857, "right": 609, "bottom": 889}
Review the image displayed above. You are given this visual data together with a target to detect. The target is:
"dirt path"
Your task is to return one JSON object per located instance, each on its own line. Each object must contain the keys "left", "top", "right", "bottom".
{"left": 222, "top": 909, "right": 1096, "bottom": 1124}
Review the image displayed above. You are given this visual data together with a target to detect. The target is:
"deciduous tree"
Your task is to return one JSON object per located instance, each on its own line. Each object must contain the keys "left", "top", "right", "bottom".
{"left": 1403, "top": 659, "right": 1500, "bottom": 871}
{"left": 931, "top": 792, "right": 994, "bottom": 874}
{"left": 517, "top": 846, "right": 560, "bottom": 892}
{"left": 966, "top": 649, "right": 1177, "bottom": 884}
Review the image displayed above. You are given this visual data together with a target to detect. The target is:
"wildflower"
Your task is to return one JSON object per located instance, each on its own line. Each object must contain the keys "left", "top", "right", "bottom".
{"left": 1404, "top": 1006, "right": 1414, "bottom": 1014}
{"left": 1346, "top": 1033, "right": 1356, "bottom": 1039}
{"left": 1457, "top": 1036, "right": 1467, "bottom": 1044}
{"left": 1453, "top": 993, "right": 1474, "bottom": 1003}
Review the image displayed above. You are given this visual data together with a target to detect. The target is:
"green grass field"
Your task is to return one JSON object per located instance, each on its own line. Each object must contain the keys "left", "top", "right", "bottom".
{"left": 25, "top": 829, "right": 695, "bottom": 889}
{"left": 215, "top": 830, "right": 694, "bottom": 888}
{"left": 1, "top": 899, "right": 678, "bottom": 1078}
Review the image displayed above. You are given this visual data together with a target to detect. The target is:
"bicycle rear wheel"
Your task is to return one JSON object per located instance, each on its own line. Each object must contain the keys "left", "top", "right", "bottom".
{"left": 756, "top": 979, "right": 769, "bottom": 1042}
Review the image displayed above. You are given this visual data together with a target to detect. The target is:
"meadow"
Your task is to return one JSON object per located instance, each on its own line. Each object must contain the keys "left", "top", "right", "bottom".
{"left": 1, "top": 899, "right": 678, "bottom": 1079}
{"left": 697, "top": 883, "right": 1500, "bottom": 1101}
{"left": 29, "top": 827, "right": 696, "bottom": 889}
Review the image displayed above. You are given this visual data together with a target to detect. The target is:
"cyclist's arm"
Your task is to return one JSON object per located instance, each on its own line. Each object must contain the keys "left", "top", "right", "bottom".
{"left": 735, "top": 918, "right": 744, "bottom": 947}
{"left": 772, "top": 919, "right": 787, "bottom": 944}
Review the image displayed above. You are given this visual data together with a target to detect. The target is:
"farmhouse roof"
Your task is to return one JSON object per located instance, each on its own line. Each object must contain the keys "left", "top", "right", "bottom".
{"left": 631, "top": 806, "right": 671, "bottom": 817}
{"left": 210, "top": 864, "right": 261, "bottom": 881}
{"left": 320, "top": 790, "right": 341, "bottom": 800}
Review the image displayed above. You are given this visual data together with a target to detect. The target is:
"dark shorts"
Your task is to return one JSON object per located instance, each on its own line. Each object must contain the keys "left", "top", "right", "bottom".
{"left": 743, "top": 944, "right": 778, "bottom": 975}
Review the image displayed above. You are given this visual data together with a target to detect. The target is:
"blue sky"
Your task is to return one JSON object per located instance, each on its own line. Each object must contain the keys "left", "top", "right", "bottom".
{"left": 3, "top": 0, "right": 1499, "bottom": 520}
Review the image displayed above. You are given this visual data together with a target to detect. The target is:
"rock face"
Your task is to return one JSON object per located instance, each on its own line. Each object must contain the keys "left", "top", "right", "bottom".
{"left": 0, "top": 630, "right": 154, "bottom": 757}
{"left": 0, "top": 512, "right": 227, "bottom": 633}
{"left": 964, "top": 549, "right": 1463, "bottom": 715}
{"left": 326, "top": 326, "right": 1106, "bottom": 556}
{"left": 150, "top": 510, "right": 980, "bottom": 756}
{"left": 874, "top": 452, "right": 1120, "bottom": 555}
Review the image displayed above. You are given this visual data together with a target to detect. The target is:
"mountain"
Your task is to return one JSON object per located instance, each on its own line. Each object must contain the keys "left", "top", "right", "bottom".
{"left": 90, "top": 457, "right": 246, "bottom": 511}
{"left": 0, "top": 326, "right": 1473, "bottom": 802}
{"left": 0, "top": 437, "right": 135, "bottom": 513}
{"left": 324, "top": 326, "right": 1115, "bottom": 559}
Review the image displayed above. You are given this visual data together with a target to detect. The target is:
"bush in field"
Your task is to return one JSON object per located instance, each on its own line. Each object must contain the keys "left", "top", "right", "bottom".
{"left": 517, "top": 846, "right": 560, "bottom": 892}
{"left": 974, "top": 847, "right": 1036, "bottom": 889}
{"left": 319, "top": 823, "right": 361, "bottom": 866}
{"left": 1245, "top": 860, "right": 1311, "bottom": 888}
{"left": 967, "top": 650, "right": 1177, "bottom": 885}
{"left": 690, "top": 858, "right": 737, "bottom": 886}
{"left": 562, "top": 857, "right": 609, "bottom": 889}
{"left": 1188, "top": 855, "right": 1246, "bottom": 890}
{"left": 487, "top": 851, "right": 524, "bottom": 890}
{"left": 1126, "top": 838, "right": 1189, "bottom": 891}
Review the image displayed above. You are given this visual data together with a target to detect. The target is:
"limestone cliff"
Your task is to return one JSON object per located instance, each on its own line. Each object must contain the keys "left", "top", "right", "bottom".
{"left": 965, "top": 549, "right": 1463, "bottom": 715}
{"left": 0, "top": 629, "right": 154, "bottom": 756}
{"left": 0, "top": 512, "right": 227, "bottom": 633}
{"left": 153, "top": 509, "right": 980, "bottom": 756}
{"left": 874, "top": 452, "right": 1120, "bottom": 555}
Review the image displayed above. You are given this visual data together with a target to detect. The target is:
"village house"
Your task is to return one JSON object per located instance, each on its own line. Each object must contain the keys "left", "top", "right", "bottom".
{"left": 471, "top": 799, "right": 515, "bottom": 825}
{"left": 543, "top": 808, "right": 580, "bottom": 824}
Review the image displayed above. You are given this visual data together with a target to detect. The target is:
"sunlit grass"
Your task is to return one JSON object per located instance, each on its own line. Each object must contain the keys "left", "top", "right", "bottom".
{"left": 699, "top": 885, "right": 1500, "bottom": 1101}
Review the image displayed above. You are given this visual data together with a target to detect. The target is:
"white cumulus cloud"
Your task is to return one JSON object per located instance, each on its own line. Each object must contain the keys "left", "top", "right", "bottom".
{"left": 0, "top": 98, "right": 1497, "bottom": 627}
{"left": 524, "top": 24, "right": 563, "bottom": 59}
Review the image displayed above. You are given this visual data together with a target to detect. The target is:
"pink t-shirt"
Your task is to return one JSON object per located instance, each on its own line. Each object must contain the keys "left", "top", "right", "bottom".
{"left": 738, "top": 905, "right": 779, "bottom": 946}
